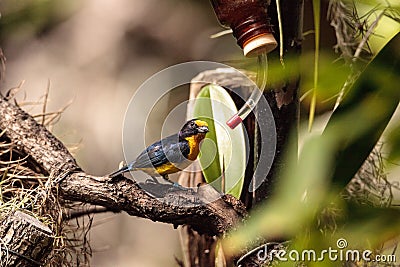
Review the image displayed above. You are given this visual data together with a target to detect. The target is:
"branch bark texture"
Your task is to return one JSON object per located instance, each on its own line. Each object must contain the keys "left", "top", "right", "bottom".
{"left": 0, "top": 95, "right": 246, "bottom": 236}
{"left": 0, "top": 211, "right": 53, "bottom": 266}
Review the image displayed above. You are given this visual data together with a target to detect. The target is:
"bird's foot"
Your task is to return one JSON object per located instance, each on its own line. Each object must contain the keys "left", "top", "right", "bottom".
{"left": 170, "top": 181, "right": 182, "bottom": 188}
{"left": 145, "top": 177, "right": 160, "bottom": 184}
{"left": 162, "top": 176, "right": 183, "bottom": 188}
{"left": 144, "top": 176, "right": 185, "bottom": 190}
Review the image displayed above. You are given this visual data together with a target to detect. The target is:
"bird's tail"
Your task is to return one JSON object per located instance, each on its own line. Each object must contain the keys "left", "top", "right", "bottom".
{"left": 108, "top": 163, "right": 134, "bottom": 178}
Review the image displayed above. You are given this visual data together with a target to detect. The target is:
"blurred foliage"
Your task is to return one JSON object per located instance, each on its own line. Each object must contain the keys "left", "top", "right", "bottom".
{"left": 224, "top": 23, "right": 400, "bottom": 267}
{"left": 0, "top": 0, "right": 80, "bottom": 43}
{"left": 300, "top": 52, "right": 350, "bottom": 107}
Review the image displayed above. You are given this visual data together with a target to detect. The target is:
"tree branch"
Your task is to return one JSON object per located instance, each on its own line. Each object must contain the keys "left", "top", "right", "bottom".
{"left": 0, "top": 95, "right": 247, "bottom": 236}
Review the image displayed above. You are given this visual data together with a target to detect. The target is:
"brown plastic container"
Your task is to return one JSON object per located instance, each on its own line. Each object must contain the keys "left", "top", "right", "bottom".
{"left": 210, "top": 0, "right": 277, "bottom": 57}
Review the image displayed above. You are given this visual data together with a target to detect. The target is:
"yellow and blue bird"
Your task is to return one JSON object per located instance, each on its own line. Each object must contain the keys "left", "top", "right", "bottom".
{"left": 109, "top": 119, "right": 209, "bottom": 182}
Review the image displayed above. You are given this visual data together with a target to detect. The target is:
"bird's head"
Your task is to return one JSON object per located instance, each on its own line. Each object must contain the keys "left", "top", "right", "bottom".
{"left": 179, "top": 119, "right": 209, "bottom": 138}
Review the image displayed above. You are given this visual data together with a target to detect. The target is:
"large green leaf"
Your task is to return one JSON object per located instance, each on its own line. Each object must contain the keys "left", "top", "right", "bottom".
{"left": 193, "top": 84, "right": 246, "bottom": 198}
{"left": 326, "top": 32, "right": 400, "bottom": 189}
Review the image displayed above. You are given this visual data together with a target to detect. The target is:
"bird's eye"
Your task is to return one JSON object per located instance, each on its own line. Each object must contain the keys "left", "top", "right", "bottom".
{"left": 190, "top": 121, "right": 196, "bottom": 127}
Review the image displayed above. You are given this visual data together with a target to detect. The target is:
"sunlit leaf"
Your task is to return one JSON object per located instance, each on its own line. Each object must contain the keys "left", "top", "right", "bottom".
{"left": 309, "top": 0, "right": 320, "bottom": 132}
{"left": 386, "top": 121, "right": 400, "bottom": 162}
{"left": 193, "top": 84, "right": 246, "bottom": 198}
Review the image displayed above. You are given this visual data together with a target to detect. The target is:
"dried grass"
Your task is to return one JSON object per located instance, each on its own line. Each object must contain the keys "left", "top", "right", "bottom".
{"left": 0, "top": 86, "right": 93, "bottom": 266}
{"left": 345, "top": 145, "right": 396, "bottom": 207}
{"left": 328, "top": 0, "right": 399, "bottom": 110}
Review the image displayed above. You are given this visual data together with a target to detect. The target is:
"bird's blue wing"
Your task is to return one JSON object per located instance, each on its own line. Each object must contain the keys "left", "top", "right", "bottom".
{"left": 132, "top": 142, "right": 166, "bottom": 168}
{"left": 132, "top": 134, "right": 189, "bottom": 169}
{"left": 164, "top": 140, "right": 189, "bottom": 164}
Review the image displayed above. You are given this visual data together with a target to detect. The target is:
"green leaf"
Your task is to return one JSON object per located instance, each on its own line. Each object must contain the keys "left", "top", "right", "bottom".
{"left": 386, "top": 117, "right": 400, "bottom": 162}
{"left": 193, "top": 84, "right": 246, "bottom": 198}
{"left": 309, "top": 0, "right": 320, "bottom": 131}
{"left": 325, "top": 32, "right": 400, "bottom": 189}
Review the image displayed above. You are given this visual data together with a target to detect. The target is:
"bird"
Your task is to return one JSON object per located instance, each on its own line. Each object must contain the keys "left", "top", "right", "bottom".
{"left": 109, "top": 119, "right": 209, "bottom": 183}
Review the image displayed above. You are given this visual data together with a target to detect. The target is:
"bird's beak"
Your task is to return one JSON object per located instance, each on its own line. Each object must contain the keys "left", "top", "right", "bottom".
{"left": 198, "top": 126, "right": 209, "bottom": 133}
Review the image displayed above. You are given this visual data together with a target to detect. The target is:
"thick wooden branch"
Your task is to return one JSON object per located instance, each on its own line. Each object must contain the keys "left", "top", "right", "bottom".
{"left": 0, "top": 95, "right": 246, "bottom": 236}
{"left": 0, "top": 211, "right": 53, "bottom": 266}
